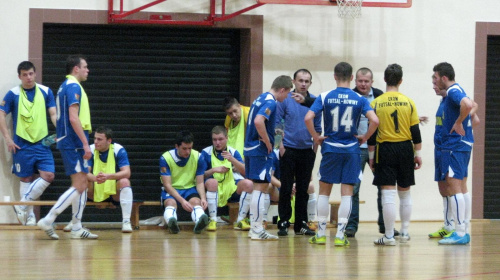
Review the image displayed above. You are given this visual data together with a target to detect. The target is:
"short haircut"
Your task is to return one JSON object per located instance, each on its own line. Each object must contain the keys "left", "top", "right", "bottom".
{"left": 95, "top": 126, "right": 113, "bottom": 140}
{"left": 433, "top": 62, "right": 455, "bottom": 81}
{"left": 211, "top": 125, "right": 228, "bottom": 137}
{"left": 176, "top": 130, "right": 194, "bottom": 146}
{"left": 17, "top": 61, "right": 35, "bottom": 75}
{"left": 356, "top": 67, "right": 373, "bottom": 79}
{"left": 293, "top": 69, "right": 312, "bottom": 81}
{"left": 334, "top": 62, "right": 353, "bottom": 82}
{"left": 271, "top": 75, "right": 293, "bottom": 90}
{"left": 223, "top": 96, "right": 240, "bottom": 111}
{"left": 384, "top": 63, "right": 403, "bottom": 86}
{"left": 66, "top": 55, "right": 86, "bottom": 75}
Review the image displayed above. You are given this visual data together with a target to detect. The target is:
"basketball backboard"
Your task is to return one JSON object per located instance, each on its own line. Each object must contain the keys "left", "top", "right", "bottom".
{"left": 257, "top": 0, "right": 412, "bottom": 8}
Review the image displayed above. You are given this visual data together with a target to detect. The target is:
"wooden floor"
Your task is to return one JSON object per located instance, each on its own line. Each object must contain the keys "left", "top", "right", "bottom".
{"left": 0, "top": 220, "right": 499, "bottom": 279}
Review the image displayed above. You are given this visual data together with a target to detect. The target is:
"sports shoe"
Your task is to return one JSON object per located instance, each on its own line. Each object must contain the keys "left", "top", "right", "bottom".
{"left": 122, "top": 221, "right": 133, "bottom": 233}
{"left": 167, "top": 218, "right": 180, "bottom": 234}
{"left": 295, "top": 221, "right": 315, "bottom": 236}
{"left": 13, "top": 205, "right": 27, "bottom": 225}
{"left": 71, "top": 228, "right": 98, "bottom": 239}
{"left": 465, "top": 233, "right": 471, "bottom": 243}
{"left": 26, "top": 215, "right": 36, "bottom": 226}
{"left": 345, "top": 228, "right": 356, "bottom": 238}
{"left": 438, "top": 232, "right": 469, "bottom": 245}
{"left": 206, "top": 219, "right": 217, "bottom": 231}
{"left": 428, "top": 227, "right": 454, "bottom": 238}
{"left": 374, "top": 235, "right": 396, "bottom": 246}
{"left": 193, "top": 214, "right": 209, "bottom": 234}
{"left": 307, "top": 221, "right": 318, "bottom": 231}
{"left": 251, "top": 229, "right": 279, "bottom": 241}
{"left": 37, "top": 218, "right": 59, "bottom": 240}
{"left": 399, "top": 233, "right": 411, "bottom": 243}
{"left": 308, "top": 234, "right": 326, "bottom": 245}
{"left": 234, "top": 218, "right": 251, "bottom": 231}
{"left": 277, "top": 221, "right": 289, "bottom": 236}
{"left": 63, "top": 221, "right": 73, "bottom": 232}
{"left": 379, "top": 228, "right": 400, "bottom": 236}
{"left": 334, "top": 235, "right": 350, "bottom": 246}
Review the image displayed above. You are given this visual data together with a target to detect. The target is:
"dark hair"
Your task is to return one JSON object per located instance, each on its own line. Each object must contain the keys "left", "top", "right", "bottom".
{"left": 356, "top": 67, "right": 373, "bottom": 80}
{"left": 223, "top": 96, "right": 240, "bottom": 111}
{"left": 95, "top": 126, "right": 113, "bottom": 140}
{"left": 384, "top": 63, "right": 403, "bottom": 86}
{"left": 176, "top": 130, "right": 194, "bottom": 146}
{"left": 334, "top": 62, "right": 353, "bottom": 81}
{"left": 66, "top": 55, "right": 86, "bottom": 75}
{"left": 433, "top": 62, "right": 455, "bottom": 81}
{"left": 211, "top": 126, "right": 228, "bottom": 137}
{"left": 271, "top": 75, "right": 293, "bottom": 90}
{"left": 293, "top": 69, "right": 312, "bottom": 81}
{"left": 17, "top": 61, "right": 35, "bottom": 75}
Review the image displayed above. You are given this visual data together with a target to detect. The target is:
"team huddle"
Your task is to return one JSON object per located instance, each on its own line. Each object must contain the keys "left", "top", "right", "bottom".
{"left": 0, "top": 57, "right": 477, "bottom": 245}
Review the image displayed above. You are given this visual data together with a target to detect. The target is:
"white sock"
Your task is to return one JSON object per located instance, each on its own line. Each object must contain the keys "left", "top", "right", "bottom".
{"left": 72, "top": 190, "right": 87, "bottom": 231}
{"left": 263, "top": 193, "right": 270, "bottom": 222}
{"left": 250, "top": 190, "right": 263, "bottom": 232}
{"left": 44, "top": 187, "right": 79, "bottom": 225}
{"left": 381, "top": 189, "right": 397, "bottom": 238}
{"left": 398, "top": 190, "right": 412, "bottom": 235}
{"left": 19, "top": 181, "right": 31, "bottom": 212}
{"left": 206, "top": 191, "right": 218, "bottom": 221}
{"left": 237, "top": 192, "right": 251, "bottom": 223}
{"left": 191, "top": 205, "right": 206, "bottom": 223}
{"left": 450, "top": 193, "right": 466, "bottom": 237}
{"left": 317, "top": 195, "right": 330, "bottom": 237}
{"left": 463, "top": 192, "right": 471, "bottom": 234}
{"left": 335, "top": 195, "right": 352, "bottom": 238}
{"left": 24, "top": 178, "right": 51, "bottom": 216}
{"left": 164, "top": 206, "right": 177, "bottom": 222}
{"left": 443, "top": 196, "right": 454, "bottom": 231}
{"left": 307, "top": 193, "right": 317, "bottom": 222}
{"left": 120, "top": 187, "right": 133, "bottom": 223}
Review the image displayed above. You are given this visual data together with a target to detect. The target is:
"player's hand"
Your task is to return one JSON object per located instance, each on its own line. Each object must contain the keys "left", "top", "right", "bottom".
{"left": 214, "top": 166, "right": 229, "bottom": 174}
{"left": 356, "top": 134, "right": 367, "bottom": 145}
{"left": 414, "top": 156, "right": 422, "bottom": 170}
{"left": 96, "top": 172, "right": 108, "bottom": 183}
{"left": 200, "top": 199, "right": 208, "bottom": 210}
{"left": 221, "top": 151, "right": 233, "bottom": 161}
{"left": 6, "top": 138, "right": 20, "bottom": 153}
{"left": 450, "top": 122, "right": 465, "bottom": 136}
{"left": 291, "top": 92, "right": 305, "bottom": 104}
{"left": 83, "top": 145, "right": 92, "bottom": 160}
{"left": 181, "top": 200, "right": 194, "bottom": 212}
{"left": 419, "top": 116, "right": 429, "bottom": 125}
{"left": 369, "top": 159, "right": 375, "bottom": 172}
{"left": 265, "top": 141, "right": 272, "bottom": 154}
{"left": 313, "top": 135, "right": 327, "bottom": 146}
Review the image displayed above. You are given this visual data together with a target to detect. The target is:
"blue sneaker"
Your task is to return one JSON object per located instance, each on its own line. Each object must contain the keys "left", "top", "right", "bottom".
{"left": 465, "top": 233, "right": 471, "bottom": 244}
{"left": 438, "top": 232, "right": 469, "bottom": 245}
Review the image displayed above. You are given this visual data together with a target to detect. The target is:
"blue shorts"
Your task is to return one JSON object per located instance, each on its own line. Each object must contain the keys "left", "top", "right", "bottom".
{"left": 319, "top": 152, "right": 361, "bottom": 185}
{"left": 161, "top": 186, "right": 200, "bottom": 203}
{"left": 439, "top": 150, "right": 470, "bottom": 180}
{"left": 245, "top": 155, "right": 273, "bottom": 183}
{"left": 434, "top": 149, "right": 446, "bottom": 181}
{"left": 12, "top": 144, "right": 55, "bottom": 177}
{"left": 60, "top": 149, "right": 89, "bottom": 176}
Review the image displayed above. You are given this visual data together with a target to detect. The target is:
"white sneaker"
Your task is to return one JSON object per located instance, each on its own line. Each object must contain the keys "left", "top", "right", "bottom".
{"left": 63, "top": 221, "right": 73, "bottom": 232}
{"left": 374, "top": 235, "right": 396, "bottom": 246}
{"left": 71, "top": 228, "right": 98, "bottom": 239}
{"left": 122, "top": 221, "right": 133, "bottom": 233}
{"left": 26, "top": 215, "right": 37, "bottom": 226}
{"left": 13, "top": 205, "right": 27, "bottom": 225}
{"left": 251, "top": 229, "right": 279, "bottom": 241}
{"left": 37, "top": 218, "right": 59, "bottom": 240}
{"left": 400, "top": 233, "right": 411, "bottom": 243}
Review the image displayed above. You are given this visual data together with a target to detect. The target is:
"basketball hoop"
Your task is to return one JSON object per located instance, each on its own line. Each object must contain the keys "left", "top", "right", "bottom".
{"left": 337, "top": 0, "right": 363, "bottom": 19}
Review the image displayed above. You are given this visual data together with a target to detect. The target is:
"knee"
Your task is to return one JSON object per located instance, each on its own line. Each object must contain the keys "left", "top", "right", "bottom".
{"left": 242, "top": 179, "right": 253, "bottom": 193}
{"left": 42, "top": 172, "right": 55, "bottom": 183}
{"left": 205, "top": 179, "right": 218, "bottom": 192}
{"left": 307, "top": 183, "right": 315, "bottom": 194}
{"left": 118, "top": 178, "right": 131, "bottom": 189}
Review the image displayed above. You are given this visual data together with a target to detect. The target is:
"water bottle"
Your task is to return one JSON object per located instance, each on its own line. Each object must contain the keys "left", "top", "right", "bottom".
{"left": 42, "top": 134, "right": 57, "bottom": 146}
{"left": 274, "top": 119, "right": 285, "bottom": 149}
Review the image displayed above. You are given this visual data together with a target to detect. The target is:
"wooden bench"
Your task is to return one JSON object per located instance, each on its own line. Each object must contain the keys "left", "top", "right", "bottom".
{"left": 0, "top": 200, "right": 161, "bottom": 229}
{"left": 329, "top": 200, "right": 365, "bottom": 225}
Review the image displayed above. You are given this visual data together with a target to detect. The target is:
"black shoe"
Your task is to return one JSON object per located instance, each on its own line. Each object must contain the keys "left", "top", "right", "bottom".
{"left": 379, "top": 228, "right": 400, "bottom": 237}
{"left": 278, "top": 221, "right": 289, "bottom": 236}
{"left": 295, "top": 221, "right": 315, "bottom": 236}
{"left": 345, "top": 228, "right": 357, "bottom": 238}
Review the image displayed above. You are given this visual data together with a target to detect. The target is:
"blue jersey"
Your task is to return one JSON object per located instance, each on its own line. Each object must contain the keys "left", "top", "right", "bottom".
{"left": 244, "top": 92, "right": 277, "bottom": 157}
{"left": 55, "top": 78, "right": 89, "bottom": 150}
{"left": 200, "top": 145, "right": 244, "bottom": 181}
{"left": 309, "top": 87, "right": 373, "bottom": 154}
{"left": 434, "top": 99, "right": 445, "bottom": 150}
{"left": 88, "top": 143, "right": 130, "bottom": 173}
{"left": 441, "top": 83, "right": 474, "bottom": 151}
{"left": 0, "top": 84, "right": 55, "bottom": 149}
{"left": 159, "top": 149, "right": 205, "bottom": 176}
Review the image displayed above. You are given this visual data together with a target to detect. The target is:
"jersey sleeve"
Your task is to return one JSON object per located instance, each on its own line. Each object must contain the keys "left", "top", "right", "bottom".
{"left": 0, "top": 91, "right": 15, "bottom": 114}
{"left": 66, "top": 84, "right": 82, "bottom": 107}
{"left": 116, "top": 148, "right": 130, "bottom": 168}
{"left": 199, "top": 150, "right": 210, "bottom": 172}
{"left": 257, "top": 99, "right": 276, "bottom": 120}
{"left": 309, "top": 95, "right": 324, "bottom": 115}
{"left": 196, "top": 156, "right": 205, "bottom": 176}
{"left": 361, "top": 98, "right": 374, "bottom": 116}
{"left": 233, "top": 149, "right": 244, "bottom": 164}
{"left": 159, "top": 156, "right": 171, "bottom": 176}
{"left": 45, "top": 88, "right": 56, "bottom": 109}
{"left": 448, "top": 88, "right": 467, "bottom": 107}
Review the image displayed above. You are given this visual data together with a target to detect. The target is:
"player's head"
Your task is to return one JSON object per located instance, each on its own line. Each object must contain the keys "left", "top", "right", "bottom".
{"left": 334, "top": 62, "right": 353, "bottom": 82}
{"left": 355, "top": 67, "right": 374, "bottom": 95}
{"left": 384, "top": 63, "right": 403, "bottom": 87}
{"left": 433, "top": 84, "right": 447, "bottom": 97}
{"left": 432, "top": 62, "right": 455, "bottom": 90}
{"left": 271, "top": 75, "right": 293, "bottom": 102}
{"left": 66, "top": 54, "right": 89, "bottom": 82}
{"left": 17, "top": 61, "right": 36, "bottom": 88}
{"left": 94, "top": 126, "right": 113, "bottom": 152}
{"left": 292, "top": 69, "right": 312, "bottom": 95}
{"left": 175, "top": 130, "right": 194, "bottom": 158}
{"left": 211, "top": 126, "right": 228, "bottom": 151}
{"left": 223, "top": 96, "right": 242, "bottom": 123}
